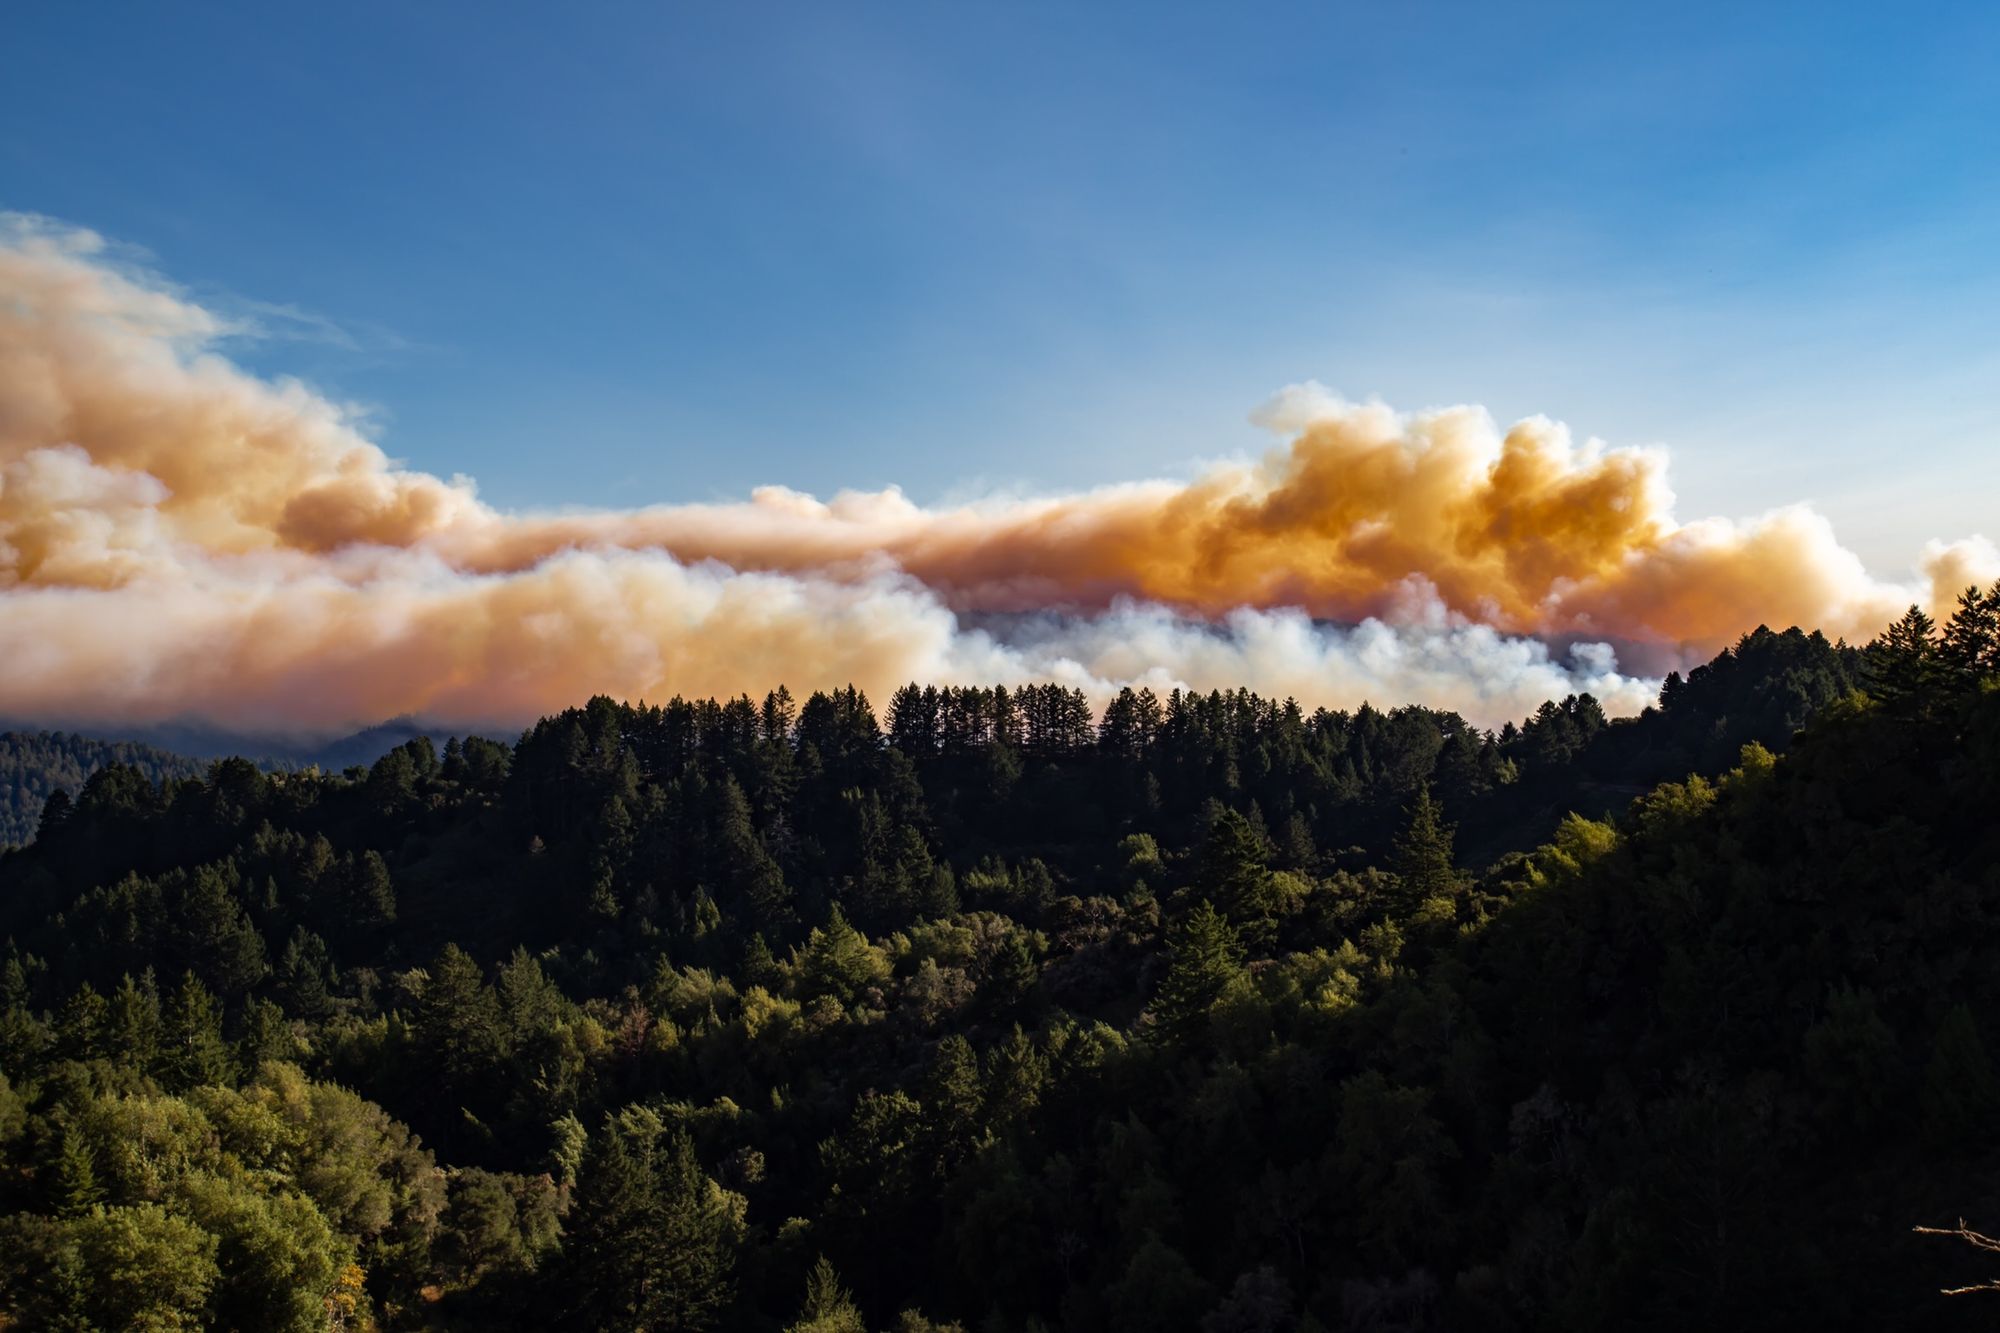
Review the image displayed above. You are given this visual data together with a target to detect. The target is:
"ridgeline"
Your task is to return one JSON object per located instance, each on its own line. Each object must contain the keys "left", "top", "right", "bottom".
{"left": 2, "top": 603, "right": 1998, "bottom": 1331}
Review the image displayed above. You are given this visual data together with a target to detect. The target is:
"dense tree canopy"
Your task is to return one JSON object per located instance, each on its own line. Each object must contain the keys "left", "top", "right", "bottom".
{"left": 4, "top": 610, "right": 1998, "bottom": 1329}
{"left": 0, "top": 730, "right": 215, "bottom": 848}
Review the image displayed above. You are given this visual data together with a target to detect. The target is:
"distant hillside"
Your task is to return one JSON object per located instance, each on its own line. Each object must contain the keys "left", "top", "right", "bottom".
{"left": 0, "top": 720, "right": 510, "bottom": 846}
{"left": 72, "top": 716, "right": 507, "bottom": 773}
{"left": 39, "top": 717, "right": 381, "bottom": 768}
{"left": 1455, "top": 623, "right": 1865, "bottom": 862}
{"left": 291, "top": 718, "right": 507, "bottom": 772}
{"left": 0, "top": 630, "right": 1849, "bottom": 854}
{"left": 0, "top": 731, "right": 212, "bottom": 847}
{"left": 3, "top": 608, "right": 1992, "bottom": 1330}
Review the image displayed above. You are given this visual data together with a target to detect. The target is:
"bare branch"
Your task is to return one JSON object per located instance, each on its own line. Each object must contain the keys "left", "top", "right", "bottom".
{"left": 1914, "top": 1220, "right": 2000, "bottom": 1294}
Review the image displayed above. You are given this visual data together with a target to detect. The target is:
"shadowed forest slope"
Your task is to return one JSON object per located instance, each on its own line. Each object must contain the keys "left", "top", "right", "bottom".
{"left": 2, "top": 602, "right": 1997, "bottom": 1331}
{"left": 0, "top": 731, "right": 214, "bottom": 849}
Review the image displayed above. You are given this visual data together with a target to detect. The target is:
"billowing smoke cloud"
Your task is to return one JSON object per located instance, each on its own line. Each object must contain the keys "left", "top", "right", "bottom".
{"left": 2, "top": 216, "right": 1990, "bottom": 737}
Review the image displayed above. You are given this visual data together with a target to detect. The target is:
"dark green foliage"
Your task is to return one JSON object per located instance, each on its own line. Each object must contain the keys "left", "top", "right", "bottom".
{"left": 1, "top": 1204, "right": 220, "bottom": 1330}
{"left": 1149, "top": 901, "right": 1244, "bottom": 1051}
{"left": 0, "top": 729, "right": 212, "bottom": 847}
{"left": 157, "top": 971, "right": 231, "bottom": 1092}
{"left": 793, "top": 904, "right": 890, "bottom": 1008}
{"left": 1940, "top": 582, "right": 2000, "bottom": 674}
{"left": 346, "top": 849, "right": 398, "bottom": 927}
{"left": 1869, "top": 604, "right": 1945, "bottom": 714}
{"left": 49, "top": 1124, "right": 103, "bottom": 1216}
{"left": 1197, "top": 807, "right": 1280, "bottom": 940}
{"left": 413, "top": 943, "right": 509, "bottom": 1140}
{"left": 105, "top": 970, "right": 161, "bottom": 1068}
{"left": 435, "top": 1167, "right": 560, "bottom": 1286}
{"left": 567, "top": 1113, "right": 739, "bottom": 1330}
{"left": 1, "top": 617, "right": 1990, "bottom": 1330}
{"left": 168, "top": 863, "right": 268, "bottom": 997}
{"left": 275, "top": 927, "right": 336, "bottom": 1021}
{"left": 790, "top": 1255, "right": 867, "bottom": 1332}
{"left": 1390, "top": 782, "right": 1461, "bottom": 918}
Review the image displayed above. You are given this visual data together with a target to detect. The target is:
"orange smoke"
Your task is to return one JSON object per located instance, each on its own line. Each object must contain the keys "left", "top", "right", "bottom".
{"left": 442, "top": 395, "right": 1985, "bottom": 653}
{"left": 1, "top": 216, "right": 1992, "bottom": 735}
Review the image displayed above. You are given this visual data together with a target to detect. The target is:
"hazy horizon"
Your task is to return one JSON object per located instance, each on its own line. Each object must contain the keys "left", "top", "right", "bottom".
{"left": 4, "top": 2, "right": 1997, "bottom": 737}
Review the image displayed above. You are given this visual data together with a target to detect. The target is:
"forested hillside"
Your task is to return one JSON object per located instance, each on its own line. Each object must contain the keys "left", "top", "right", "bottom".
{"left": 0, "top": 732, "right": 214, "bottom": 849}
{"left": 4, "top": 607, "right": 1998, "bottom": 1331}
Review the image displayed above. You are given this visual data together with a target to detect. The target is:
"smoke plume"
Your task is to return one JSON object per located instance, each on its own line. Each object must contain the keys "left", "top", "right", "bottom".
{"left": 2, "top": 216, "right": 1990, "bottom": 736}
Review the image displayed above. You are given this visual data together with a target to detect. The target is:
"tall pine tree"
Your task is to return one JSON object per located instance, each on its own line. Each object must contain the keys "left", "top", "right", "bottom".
{"left": 1150, "top": 901, "right": 1246, "bottom": 1052}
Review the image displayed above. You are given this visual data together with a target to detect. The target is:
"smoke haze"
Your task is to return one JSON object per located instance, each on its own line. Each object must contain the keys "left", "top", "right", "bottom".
{"left": 3, "top": 217, "right": 1991, "bottom": 736}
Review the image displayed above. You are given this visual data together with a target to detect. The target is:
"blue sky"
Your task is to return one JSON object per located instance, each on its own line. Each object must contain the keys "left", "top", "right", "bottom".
{"left": 7, "top": 0, "right": 1998, "bottom": 571}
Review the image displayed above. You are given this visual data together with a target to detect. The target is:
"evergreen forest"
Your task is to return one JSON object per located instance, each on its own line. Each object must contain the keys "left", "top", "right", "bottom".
{"left": 4, "top": 600, "right": 2000, "bottom": 1331}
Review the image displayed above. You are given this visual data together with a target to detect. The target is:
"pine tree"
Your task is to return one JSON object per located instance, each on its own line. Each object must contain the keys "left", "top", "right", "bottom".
{"left": 416, "top": 943, "right": 507, "bottom": 1088}
{"left": 347, "top": 850, "right": 398, "bottom": 928}
{"left": 1940, "top": 582, "right": 2000, "bottom": 678}
{"left": 0, "top": 952, "right": 28, "bottom": 1008}
{"left": 918, "top": 1034, "right": 984, "bottom": 1179}
{"left": 275, "top": 927, "right": 335, "bottom": 1022}
{"left": 980, "top": 930, "right": 1038, "bottom": 1016}
{"left": 495, "top": 946, "right": 566, "bottom": 1044}
{"left": 567, "top": 1115, "right": 739, "bottom": 1331}
{"left": 892, "top": 825, "right": 936, "bottom": 911}
{"left": 1284, "top": 811, "right": 1316, "bottom": 868}
{"left": 794, "top": 906, "right": 889, "bottom": 1008}
{"left": 235, "top": 996, "right": 296, "bottom": 1069}
{"left": 106, "top": 971, "right": 161, "bottom": 1069}
{"left": 1391, "top": 784, "right": 1461, "bottom": 917}
{"left": 743, "top": 933, "right": 782, "bottom": 991}
{"left": 716, "top": 776, "right": 791, "bottom": 930}
{"left": 1150, "top": 901, "right": 1246, "bottom": 1051}
{"left": 365, "top": 746, "right": 420, "bottom": 811}
{"left": 760, "top": 684, "right": 797, "bottom": 743}
{"left": 567, "top": 1116, "right": 655, "bottom": 1329}
{"left": 441, "top": 735, "right": 465, "bottom": 781}
{"left": 1868, "top": 604, "right": 1943, "bottom": 714}
{"left": 172, "top": 864, "right": 267, "bottom": 998}
{"left": 1199, "top": 807, "right": 1281, "bottom": 945}
{"left": 53, "top": 983, "right": 107, "bottom": 1062}
{"left": 35, "top": 787, "right": 72, "bottom": 841}
{"left": 920, "top": 861, "right": 960, "bottom": 919}
{"left": 156, "top": 972, "right": 231, "bottom": 1091}
{"left": 789, "top": 1256, "right": 867, "bottom": 1333}
{"left": 49, "top": 1125, "right": 104, "bottom": 1216}
{"left": 646, "top": 1128, "right": 738, "bottom": 1330}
